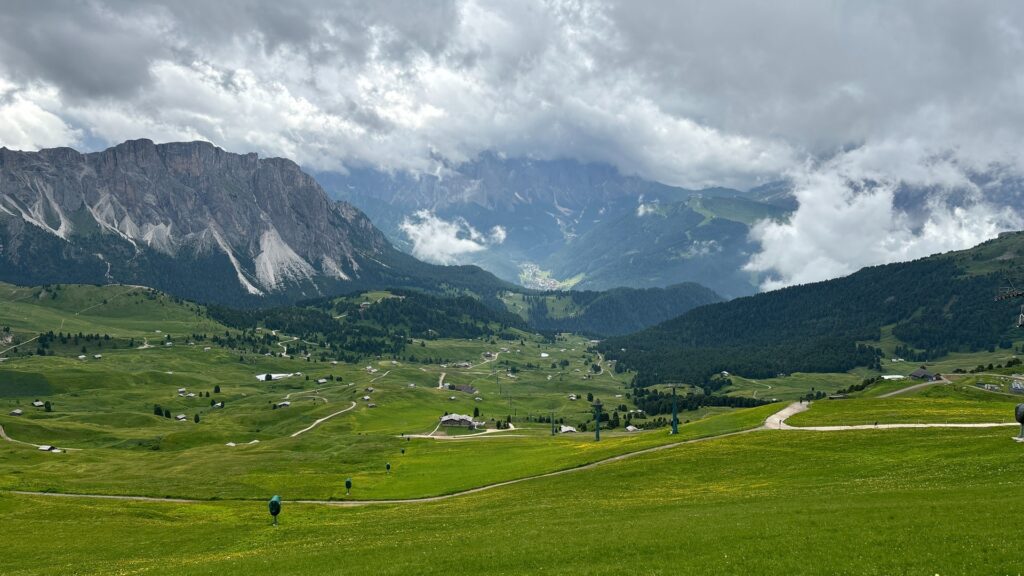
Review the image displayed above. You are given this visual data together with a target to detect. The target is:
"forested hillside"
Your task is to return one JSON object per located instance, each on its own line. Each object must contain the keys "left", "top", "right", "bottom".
{"left": 502, "top": 283, "right": 722, "bottom": 336}
{"left": 209, "top": 289, "right": 524, "bottom": 361}
{"left": 601, "top": 233, "right": 1024, "bottom": 386}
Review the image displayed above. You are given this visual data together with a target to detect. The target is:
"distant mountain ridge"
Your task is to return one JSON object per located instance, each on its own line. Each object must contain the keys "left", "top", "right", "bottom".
{"left": 0, "top": 140, "right": 720, "bottom": 337}
{"left": 318, "top": 154, "right": 792, "bottom": 297}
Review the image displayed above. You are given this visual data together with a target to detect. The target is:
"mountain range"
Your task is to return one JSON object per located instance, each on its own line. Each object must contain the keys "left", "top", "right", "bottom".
{"left": 0, "top": 140, "right": 718, "bottom": 335}
{"left": 0, "top": 140, "right": 521, "bottom": 305}
{"left": 318, "top": 155, "right": 793, "bottom": 298}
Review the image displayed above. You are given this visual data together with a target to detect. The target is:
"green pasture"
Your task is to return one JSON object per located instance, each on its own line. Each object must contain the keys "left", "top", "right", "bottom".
{"left": 4, "top": 425, "right": 1024, "bottom": 575}
{"left": 788, "top": 384, "right": 1020, "bottom": 426}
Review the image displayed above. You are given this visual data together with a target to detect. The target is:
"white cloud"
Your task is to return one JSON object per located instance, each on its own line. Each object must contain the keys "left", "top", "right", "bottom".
{"left": 745, "top": 142, "right": 1024, "bottom": 289}
{"left": 399, "top": 210, "right": 505, "bottom": 264}
{"left": 2, "top": 1, "right": 1024, "bottom": 285}
{"left": 0, "top": 80, "right": 80, "bottom": 151}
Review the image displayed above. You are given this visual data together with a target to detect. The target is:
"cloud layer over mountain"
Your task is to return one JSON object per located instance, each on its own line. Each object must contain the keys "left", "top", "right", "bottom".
{"left": 2, "top": 1, "right": 1023, "bottom": 287}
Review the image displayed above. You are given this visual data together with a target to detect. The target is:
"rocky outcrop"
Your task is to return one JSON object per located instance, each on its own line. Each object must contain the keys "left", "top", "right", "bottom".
{"left": 0, "top": 140, "right": 399, "bottom": 302}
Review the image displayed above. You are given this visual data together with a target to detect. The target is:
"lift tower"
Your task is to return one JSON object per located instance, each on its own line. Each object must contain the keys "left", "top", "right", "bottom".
{"left": 995, "top": 285, "right": 1024, "bottom": 328}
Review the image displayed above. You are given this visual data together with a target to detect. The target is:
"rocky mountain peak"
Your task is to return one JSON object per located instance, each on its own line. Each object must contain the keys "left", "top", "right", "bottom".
{"left": 0, "top": 140, "right": 393, "bottom": 302}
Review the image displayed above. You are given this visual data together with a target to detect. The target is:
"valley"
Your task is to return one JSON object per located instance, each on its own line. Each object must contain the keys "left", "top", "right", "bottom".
{"left": 3, "top": 4, "right": 1024, "bottom": 574}
{"left": 2, "top": 275, "right": 1024, "bottom": 574}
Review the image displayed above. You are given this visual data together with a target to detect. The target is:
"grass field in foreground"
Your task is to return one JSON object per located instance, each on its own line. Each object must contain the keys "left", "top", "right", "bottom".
{"left": 4, "top": 425, "right": 1023, "bottom": 575}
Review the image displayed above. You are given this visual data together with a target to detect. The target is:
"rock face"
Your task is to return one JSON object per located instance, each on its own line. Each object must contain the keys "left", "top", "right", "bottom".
{"left": 0, "top": 140, "right": 435, "bottom": 303}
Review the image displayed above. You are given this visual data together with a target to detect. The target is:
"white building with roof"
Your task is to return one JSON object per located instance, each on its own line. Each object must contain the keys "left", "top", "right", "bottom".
{"left": 440, "top": 414, "right": 483, "bottom": 429}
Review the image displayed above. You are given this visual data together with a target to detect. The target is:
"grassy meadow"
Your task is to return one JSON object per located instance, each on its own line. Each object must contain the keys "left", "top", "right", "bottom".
{"left": 4, "top": 425, "right": 1024, "bottom": 575}
{"left": 4, "top": 282, "right": 1024, "bottom": 574}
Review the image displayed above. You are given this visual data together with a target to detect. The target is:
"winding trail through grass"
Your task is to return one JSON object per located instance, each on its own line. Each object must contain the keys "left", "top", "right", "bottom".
{"left": 768, "top": 401, "right": 1017, "bottom": 431}
{"left": 5, "top": 422, "right": 761, "bottom": 507}
{"left": 290, "top": 402, "right": 357, "bottom": 438}
{"left": 878, "top": 379, "right": 949, "bottom": 398}
{"left": 0, "top": 423, "right": 81, "bottom": 451}
{"left": 6, "top": 403, "right": 1020, "bottom": 506}
{"left": 751, "top": 380, "right": 772, "bottom": 399}
{"left": 0, "top": 335, "right": 38, "bottom": 356}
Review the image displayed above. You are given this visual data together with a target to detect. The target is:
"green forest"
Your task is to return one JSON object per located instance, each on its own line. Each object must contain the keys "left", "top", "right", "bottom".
{"left": 602, "top": 252, "right": 1021, "bottom": 386}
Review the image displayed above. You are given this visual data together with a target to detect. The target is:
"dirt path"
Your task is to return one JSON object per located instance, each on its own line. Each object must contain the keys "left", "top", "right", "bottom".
{"left": 371, "top": 370, "right": 391, "bottom": 383}
{"left": 290, "top": 402, "right": 357, "bottom": 438}
{"left": 277, "top": 337, "right": 299, "bottom": 357}
{"left": 407, "top": 422, "right": 517, "bottom": 440}
{"left": 437, "top": 372, "right": 446, "bottom": 389}
{"left": 74, "top": 285, "right": 141, "bottom": 316}
{"left": 470, "top": 351, "right": 501, "bottom": 369}
{"left": 0, "top": 423, "right": 40, "bottom": 447}
{"left": 0, "top": 423, "right": 81, "bottom": 451}
{"left": 768, "top": 401, "right": 1016, "bottom": 431}
{"left": 6, "top": 423, "right": 763, "bottom": 507}
{"left": 7, "top": 403, "right": 1020, "bottom": 506}
{"left": 0, "top": 336, "right": 38, "bottom": 356}
{"left": 751, "top": 380, "right": 772, "bottom": 400}
{"left": 878, "top": 379, "right": 948, "bottom": 398}
{"left": 137, "top": 337, "right": 153, "bottom": 350}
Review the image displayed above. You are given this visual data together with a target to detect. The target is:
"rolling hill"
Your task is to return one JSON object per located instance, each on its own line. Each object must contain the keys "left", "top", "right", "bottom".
{"left": 601, "top": 231, "right": 1024, "bottom": 385}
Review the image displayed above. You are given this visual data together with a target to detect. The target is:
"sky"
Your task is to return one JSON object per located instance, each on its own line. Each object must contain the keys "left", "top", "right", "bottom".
{"left": 1, "top": 0, "right": 1022, "bottom": 287}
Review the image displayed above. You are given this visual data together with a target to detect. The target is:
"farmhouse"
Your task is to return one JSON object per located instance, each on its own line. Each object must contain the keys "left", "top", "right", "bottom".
{"left": 9, "top": 409, "right": 22, "bottom": 416}
{"left": 38, "top": 445, "right": 55, "bottom": 451}
{"left": 175, "top": 414, "right": 187, "bottom": 421}
{"left": 93, "top": 354, "right": 102, "bottom": 359}
{"left": 440, "top": 414, "right": 482, "bottom": 429}
{"left": 255, "top": 373, "right": 294, "bottom": 381}
{"left": 881, "top": 375, "right": 905, "bottom": 381}
{"left": 625, "top": 425, "right": 639, "bottom": 432}
{"left": 77, "top": 355, "right": 86, "bottom": 360}
{"left": 362, "top": 395, "right": 371, "bottom": 401}
{"left": 177, "top": 388, "right": 186, "bottom": 393}
{"left": 1012, "top": 381, "right": 1024, "bottom": 393}
{"left": 317, "top": 378, "right": 328, "bottom": 384}
{"left": 559, "top": 425, "right": 577, "bottom": 433}
{"left": 276, "top": 401, "right": 291, "bottom": 408}
{"left": 909, "top": 368, "right": 934, "bottom": 380}
{"left": 31, "top": 400, "right": 44, "bottom": 408}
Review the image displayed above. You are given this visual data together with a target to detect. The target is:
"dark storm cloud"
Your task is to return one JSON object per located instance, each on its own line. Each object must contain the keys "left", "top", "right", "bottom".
{"left": 0, "top": 1, "right": 168, "bottom": 97}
